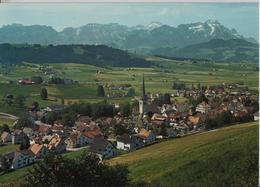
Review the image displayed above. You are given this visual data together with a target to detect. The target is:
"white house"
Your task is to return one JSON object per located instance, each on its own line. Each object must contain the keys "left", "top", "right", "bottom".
{"left": 196, "top": 101, "right": 211, "bottom": 113}
{"left": 254, "top": 111, "right": 259, "bottom": 121}
{"left": 116, "top": 134, "right": 135, "bottom": 151}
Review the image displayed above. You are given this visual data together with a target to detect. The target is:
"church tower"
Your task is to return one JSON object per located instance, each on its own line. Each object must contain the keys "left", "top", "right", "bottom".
{"left": 139, "top": 73, "right": 147, "bottom": 116}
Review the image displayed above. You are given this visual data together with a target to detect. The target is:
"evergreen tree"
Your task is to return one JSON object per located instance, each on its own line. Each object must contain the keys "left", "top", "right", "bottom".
{"left": 120, "top": 102, "right": 131, "bottom": 117}
{"left": 40, "top": 88, "right": 48, "bottom": 100}
{"left": 163, "top": 93, "right": 171, "bottom": 104}
{"left": 0, "top": 124, "right": 10, "bottom": 133}
{"left": 0, "top": 154, "right": 10, "bottom": 172}
{"left": 97, "top": 85, "right": 105, "bottom": 97}
{"left": 14, "top": 95, "right": 26, "bottom": 108}
{"left": 127, "top": 88, "right": 135, "bottom": 97}
{"left": 15, "top": 113, "right": 35, "bottom": 129}
{"left": 19, "top": 136, "right": 30, "bottom": 150}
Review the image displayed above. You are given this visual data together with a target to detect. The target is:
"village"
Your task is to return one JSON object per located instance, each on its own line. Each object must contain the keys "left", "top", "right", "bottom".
{"left": 0, "top": 75, "right": 258, "bottom": 171}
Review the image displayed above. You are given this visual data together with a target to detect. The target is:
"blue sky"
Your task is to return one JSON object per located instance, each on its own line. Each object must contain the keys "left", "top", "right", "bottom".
{"left": 0, "top": 3, "right": 258, "bottom": 40}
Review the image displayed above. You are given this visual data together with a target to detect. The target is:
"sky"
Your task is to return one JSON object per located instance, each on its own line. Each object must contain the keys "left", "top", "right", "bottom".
{"left": 0, "top": 3, "right": 258, "bottom": 40}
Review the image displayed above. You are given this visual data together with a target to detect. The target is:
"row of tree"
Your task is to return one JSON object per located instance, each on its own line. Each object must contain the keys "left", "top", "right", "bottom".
{"left": 205, "top": 111, "right": 254, "bottom": 130}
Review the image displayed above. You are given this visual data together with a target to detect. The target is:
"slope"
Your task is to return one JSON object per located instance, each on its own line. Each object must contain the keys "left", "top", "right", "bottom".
{"left": 109, "top": 122, "right": 258, "bottom": 186}
{"left": 0, "top": 43, "right": 151, "bottom": 67}
{"left": 152, "top": 39, "right": 259, "bottom": 63}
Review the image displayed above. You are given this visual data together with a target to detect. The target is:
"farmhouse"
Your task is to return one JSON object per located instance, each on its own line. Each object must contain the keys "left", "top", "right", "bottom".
{"left": 65, "top": 132, "right": 87, "bottom": 149}
{"left": 4, "top": 150, "right": 36, "bottom": 169}
{"left": 116, "top": 134, "right": 136, "bottom": 151}
{"left": 137, "top": 128, "right": 156, "bottom": 144}
{"left": 89, "top": 137, "right": 116, "bottom": 160}
{"left": 12, "top": 130, "right": 28, "bottom": 144}
{"left": 29, "top": 144, "right": 50, "bottom": 158}
{"left": 47, "top": 135, "right": 66, "bottom": 153}
{"left": 196, "top": 101, "right": 211, "bottom": 113}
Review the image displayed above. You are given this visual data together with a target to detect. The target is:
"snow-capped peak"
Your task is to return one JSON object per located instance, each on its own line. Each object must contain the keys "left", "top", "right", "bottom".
{"left": 204, "top": 20, "right": 220, "bottom": 35}
{"left": 205, "top": 19, "right": 220, "bottom": 25}
{"left": 146, "top": 22, "right": 163, "bottom": 30}
{"left": 188, "top": 24, "right": 204, "bottom": 32}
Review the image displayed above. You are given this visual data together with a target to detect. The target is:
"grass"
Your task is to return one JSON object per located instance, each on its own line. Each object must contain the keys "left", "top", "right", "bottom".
{"left": 0, "top": 58, "right": 258, "bottom": 115}
{"left": 0, "top": 118, "right": 15, "bottom": 129}
{"left": 0, "top": 144, "right": 19, "bottom": 155}
{"left": 0, "top": 122, "right": 257, "bottom": 186}
{"left": 108, "top": 121, "right": 258, "bottom": 186}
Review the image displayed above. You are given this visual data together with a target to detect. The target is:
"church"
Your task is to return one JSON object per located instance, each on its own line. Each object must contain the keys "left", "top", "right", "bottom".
{"left": 139, "top": 73, "right": 147, "bottom": 116}
{"left": 138, "top": 74, "right": 158, "bottom": 117}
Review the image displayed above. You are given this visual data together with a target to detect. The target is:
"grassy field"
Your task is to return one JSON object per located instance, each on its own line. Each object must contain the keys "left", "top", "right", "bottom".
{"left": 0, "top": 122, "right": 257, "bottom": 186}
{"left": 0, "top": 58, "right": 258, "bottom": 115}
{"left": 0, "top": 144, "right": 19, "bottom": 155}
{"left": 108, "top": 121, "right": 258, "bottom": 186}
{"left": 0, "top": 118, "right": 15, "bottom": 128}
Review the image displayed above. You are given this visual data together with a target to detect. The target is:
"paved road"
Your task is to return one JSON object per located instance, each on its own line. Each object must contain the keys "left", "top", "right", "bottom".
{"left": 0, "top": 112, "right": 19, "bottom": 120}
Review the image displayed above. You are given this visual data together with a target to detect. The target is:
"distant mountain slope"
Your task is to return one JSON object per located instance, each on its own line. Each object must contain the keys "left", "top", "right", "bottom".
{"left": 152, "top": 39, "right": 259, "bottom": 63}
{"left": 0, "top": 20, "right": 257, "bottom": 55}
{"left": 0, "top": 44, "right": 151, "bottom": 67}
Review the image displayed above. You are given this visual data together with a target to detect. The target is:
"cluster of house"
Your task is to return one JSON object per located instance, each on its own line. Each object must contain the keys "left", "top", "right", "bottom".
{"left": 107, "top": 92, "right": 129, "bottom": 98}
{"left": 104, "top": 83, "right": 131, "bottom": 91}
{"left": 104, "top": 83, "right": 134, "bottom": 98}
{"left": 0, "top": 77, "right": 258, "bottom": 171}
{"left": 0, "top": 112, "right": 159, "bottom": 170}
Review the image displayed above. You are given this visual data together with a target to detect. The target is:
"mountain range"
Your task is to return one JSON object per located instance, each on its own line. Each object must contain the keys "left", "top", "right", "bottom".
{"left": 153, "top": 39, "right": 259, "bottom": 62}
{"left": 0, "top": 20, "right": 258, "bottom": 63}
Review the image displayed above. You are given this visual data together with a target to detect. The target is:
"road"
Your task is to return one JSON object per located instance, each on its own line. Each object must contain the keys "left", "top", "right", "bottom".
{"left": 0, "top": 112, "right": 19, "bottom": 120}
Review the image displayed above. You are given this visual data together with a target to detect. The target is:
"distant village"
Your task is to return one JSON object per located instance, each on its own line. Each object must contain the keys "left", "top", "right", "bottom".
{"left": 0, "top": 74, "right": 259, "bottom": 170}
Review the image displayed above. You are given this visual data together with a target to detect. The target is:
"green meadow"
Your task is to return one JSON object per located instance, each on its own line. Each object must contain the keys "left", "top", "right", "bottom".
{"left": 0, "top": 57, "right": 258, "bottom": 113}
{"left": 109, "top": 121, "right": 258, "bottom": 186}
{"left": 0, "top": 122, "right": 257, "bottom": 186}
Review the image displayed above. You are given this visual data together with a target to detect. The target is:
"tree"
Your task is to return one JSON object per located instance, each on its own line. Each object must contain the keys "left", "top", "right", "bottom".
{"left": 159, "top": 123, "right": 167, "bottom": 137}
{"left": 114, "top": 123, "right": 127, "bottom": 136}
{"left": 163, "top": 93, "right": 171, "bottom": 104}
{"left": 15, "top": 113, "right": 35, "bottom": 129}
{"left": 61, "top": 111, "right": 77, "bottom": 127}
{"left": 197, "top": 83, "right": 201, "bottom": 90}
{"left": 152, "top": 96, "right": 164, "bottom": 107}
{"left": 31, "top": 101, "right": 39, "bottom": 111}
{"left": 19, "top": 135, "right": 30, "bottom": 150}
{"left": 120, "top": 102, "right": 131, "bottom": 117}
{"left": 2, "top": 94, "right": 13, "bottom": 106}
{"left": 22, "top": 152, "right": 130, "bottom": 187}
{"left": 127, "top": 88, "right": 135, "bottom": 97}
{"left": 0, "top": 154, "right": 10, "bottom": 172}
{"left": 97, "top": 85, "right": 105, "bottom": 97}
{"left": 14, "top": 95, "right": 26, "bottom": 108}
{"left": 0, "top": 124, "right": 10, "bottom": 133}
{"left": 40, "top": 88, "right": 48, "bottom": 100}
{"left": 43, "top": 111, "right": 60, "bottom": 125}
